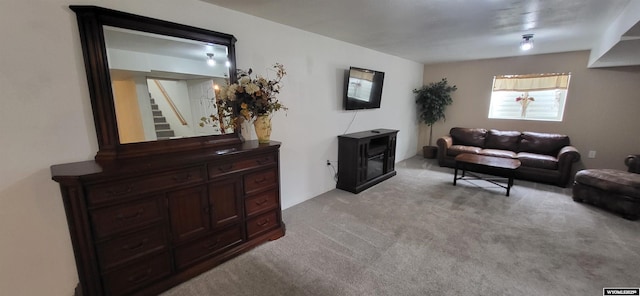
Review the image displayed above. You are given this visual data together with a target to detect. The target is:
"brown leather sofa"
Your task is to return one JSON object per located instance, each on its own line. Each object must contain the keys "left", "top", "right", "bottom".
{"left": 572, "top": 155, "right": 640, "bottom": 220}
{"left": 436, "top": 127, "right": 581, "bottom": 187}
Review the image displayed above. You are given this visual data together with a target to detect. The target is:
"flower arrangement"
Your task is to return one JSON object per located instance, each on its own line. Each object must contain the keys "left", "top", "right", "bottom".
{"left": 200, "top": 63, "right": 287, "bottom": 131}
{"left": 515, "top": 95, "right": 535, "bottom": 103}
{"left": 515, "top": 92, "right": 534, "bottom": 117}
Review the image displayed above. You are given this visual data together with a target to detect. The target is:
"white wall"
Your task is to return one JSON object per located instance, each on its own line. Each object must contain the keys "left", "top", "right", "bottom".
{"left": 0, "top": 0, "right": 423, "bottom": 294}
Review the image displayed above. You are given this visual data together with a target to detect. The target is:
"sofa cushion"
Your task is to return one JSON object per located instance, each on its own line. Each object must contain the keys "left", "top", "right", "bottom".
{"left": 517, "top": 152, "right": 558, "bottom": 170}
{"left": 519, "top": 132, "right": 570, "bottom": 156}
{"left": 448, "top": 145, "right": 482, "bottom": 156}
{"left": 479, "top": 149, "right": 517, "bottom": 158}
{"left": 450, "top": 127, "right": 487, "bottom": 147}
{"left": 484, "top": 129, "right": 521, "bottom": 151}
{"left": 575, "top": 169, "right": 640, "bottom": 199}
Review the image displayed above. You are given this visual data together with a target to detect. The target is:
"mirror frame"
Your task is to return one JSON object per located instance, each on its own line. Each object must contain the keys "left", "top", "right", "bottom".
{"left": 70, "top": 5, "right": 240, "bottom": 161}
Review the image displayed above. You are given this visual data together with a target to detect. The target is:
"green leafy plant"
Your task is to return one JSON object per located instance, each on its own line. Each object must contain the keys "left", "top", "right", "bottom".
{"left": 413, "top": 78, "right": 457, "bottom": 146}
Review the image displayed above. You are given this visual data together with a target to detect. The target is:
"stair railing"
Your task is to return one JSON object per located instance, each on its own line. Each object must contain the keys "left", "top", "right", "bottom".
{"left": 152, "top": 79, "right": 188, "bottom": 125}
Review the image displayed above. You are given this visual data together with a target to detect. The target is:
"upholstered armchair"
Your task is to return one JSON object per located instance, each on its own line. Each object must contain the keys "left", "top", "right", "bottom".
{"left": 625, "top": 154, "right": 640, "bottom": 173}
{"left": 572, "top": 154, "right": 640, "bottom": 220}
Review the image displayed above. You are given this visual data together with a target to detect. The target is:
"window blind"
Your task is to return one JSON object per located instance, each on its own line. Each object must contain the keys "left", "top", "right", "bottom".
{"left": 488, "top": 73, "right": 571, "bottom": 121}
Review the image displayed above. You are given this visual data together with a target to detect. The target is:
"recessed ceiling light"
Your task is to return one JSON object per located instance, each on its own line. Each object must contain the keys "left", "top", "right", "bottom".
{"left": 206, "top": 53, "right": 215, "bottom": 66}
{"left": 520, "top": 34, "right": 534, "bottom": 51}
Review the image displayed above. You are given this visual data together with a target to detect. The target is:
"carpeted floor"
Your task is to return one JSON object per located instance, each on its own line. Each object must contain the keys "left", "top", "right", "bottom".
{"left": 162, "top": 156, "right": 639, "bottom": 296}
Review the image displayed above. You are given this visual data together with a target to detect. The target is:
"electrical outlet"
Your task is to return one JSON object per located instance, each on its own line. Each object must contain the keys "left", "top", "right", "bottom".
{"left": 588, "top": 150, "right": 596, "bottom": 159}
{"left": 326, "top": 160, "right": 331, "bottom": 166}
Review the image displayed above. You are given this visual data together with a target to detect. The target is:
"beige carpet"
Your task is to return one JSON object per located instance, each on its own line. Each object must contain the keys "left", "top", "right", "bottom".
{"left": 162, "top": 156, "right": 640, "bottom": 296}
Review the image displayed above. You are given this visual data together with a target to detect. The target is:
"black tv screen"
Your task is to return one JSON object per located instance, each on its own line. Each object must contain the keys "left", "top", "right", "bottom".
{"left": 344, "top": 67, "right": 384, "bottom": 110}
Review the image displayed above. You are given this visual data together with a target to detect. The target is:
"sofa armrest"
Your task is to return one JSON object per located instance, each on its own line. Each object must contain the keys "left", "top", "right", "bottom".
{"left": 625, "top": 154, "right": 640, "bottom": 173}
{"left": 556, "top": 146, "right": 580, "bottom": 187}
{"left": 557, "top": 146, "right": 581, "bottom": 163}
{"left": 436, "top": 135, "right": 452, "bottom": 166}
{"left": 437, "top": 135, "right": 452, "bottom": 149}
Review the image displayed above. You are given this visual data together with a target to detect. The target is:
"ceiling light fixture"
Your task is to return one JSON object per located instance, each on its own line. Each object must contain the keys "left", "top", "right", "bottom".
{"left": 206, "top": 53, "right": 216, "bottom": 66}
{"left": 520, "top": 34, "right": 534, "bottom": 51}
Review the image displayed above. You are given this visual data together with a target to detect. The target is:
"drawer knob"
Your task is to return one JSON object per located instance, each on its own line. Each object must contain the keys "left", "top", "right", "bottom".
{"left": 256, "top": 157, "right": 271, "bottom": 165}
{"left": 172, "top": 173, "right": 192, "bottom": 183}
{"left": 257, "top": 218, "right": 270, "bottom": 227}
{"left": 116, "top": 209, "right": 144, "bottom": 221}
{"left": 254, "top": 177, "right": 267, "bottom": 184}
{"left": 218, "top": 164, "right": 233, "bottom": 172}
{"left": 128, "top": 268, "right": 152, "bottom": 283}
{"left": 121, "top": 239, "right": 148, "bottom": 251}
{"left": 105, "top": 185, "right": 133, "bottom": 196}
{"left": 255, "top": 198, "right": 269, "bottom": 206}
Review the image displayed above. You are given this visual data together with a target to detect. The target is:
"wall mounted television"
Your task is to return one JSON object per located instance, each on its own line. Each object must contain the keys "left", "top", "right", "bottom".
{"left": 344, "top": 66, "right": 385, "bottom": 110}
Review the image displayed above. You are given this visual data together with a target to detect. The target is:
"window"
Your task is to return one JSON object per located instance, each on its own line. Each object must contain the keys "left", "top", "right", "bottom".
{"left": 488, "top": 73, "right": 571, "bottom": 121}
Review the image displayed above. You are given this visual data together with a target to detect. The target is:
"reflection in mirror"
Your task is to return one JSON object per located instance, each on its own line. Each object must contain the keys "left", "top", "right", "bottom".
{"left": 104, "top": 26, "right": 233, "bottom": 144}
{"left": 347, "top": 68, "right": 375, "bottom": 102}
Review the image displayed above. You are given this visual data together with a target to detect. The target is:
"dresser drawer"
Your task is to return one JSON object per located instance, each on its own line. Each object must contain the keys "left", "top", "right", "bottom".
{"left": 208, "top": 153, "right": 276, "bottom": 179}
{"left": 243, "top": 168, "right": 277, "bottom": 194}
{"left": 246, "top": 210, "right": 278, "bottom": 239}
{"left": 245, "top": 189, "right": 278, "bottom": 217}
{"left": 97, "top": 226, "right": 167, "bottom": 271}
{"left": 103, "top": 252, "right": 171, "bottom": 296}
{"left": 174, "top": 224, "right": 243, "bottom": 270}
{"left": 91, "top": 198, "right": 163, "bottom": 239}
{"left": 86, "top": 166, "right": 205, "bottom": 206}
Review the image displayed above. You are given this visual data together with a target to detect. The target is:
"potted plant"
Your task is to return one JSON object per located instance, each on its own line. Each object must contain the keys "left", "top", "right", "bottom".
{"left": 413, "top": 78, "right": 457, "bottom": 158}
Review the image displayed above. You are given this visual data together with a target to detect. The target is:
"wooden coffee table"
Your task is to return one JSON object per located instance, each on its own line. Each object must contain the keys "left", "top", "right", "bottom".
{"left": 453, "top": 153, "right": 522, "bottom": 196}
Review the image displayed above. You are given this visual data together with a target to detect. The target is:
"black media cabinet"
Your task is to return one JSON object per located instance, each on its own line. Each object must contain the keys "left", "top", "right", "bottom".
{"left": 337, "top": 129, "right": 398, "bottom": 193}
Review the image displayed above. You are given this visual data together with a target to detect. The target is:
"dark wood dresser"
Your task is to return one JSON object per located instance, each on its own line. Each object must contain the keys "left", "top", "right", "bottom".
{"left": 51, "top": 141, "right": 285, "bottom": 296}
{"left": 60, "top": 6, "right": 286, "bottom": 295}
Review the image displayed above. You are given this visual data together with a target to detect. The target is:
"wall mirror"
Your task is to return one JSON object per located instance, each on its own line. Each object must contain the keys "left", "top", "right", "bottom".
{"left": 71, "top": 6, "right": 240, "bottom": 161}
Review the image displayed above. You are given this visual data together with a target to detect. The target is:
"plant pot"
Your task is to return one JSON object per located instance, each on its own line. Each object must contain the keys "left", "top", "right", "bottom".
{"left": 423, "top": 146, "right": 437, "bottom": 159}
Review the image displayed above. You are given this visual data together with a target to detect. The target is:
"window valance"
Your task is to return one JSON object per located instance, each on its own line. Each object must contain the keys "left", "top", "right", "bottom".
{"left": 493, "top": 73, "right": 570, "bottom": 91}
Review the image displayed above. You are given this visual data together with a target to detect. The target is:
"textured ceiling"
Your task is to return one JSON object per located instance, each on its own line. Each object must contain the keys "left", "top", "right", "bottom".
{"left": 200, "top": 0, "right": 639, "bottom": 67}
